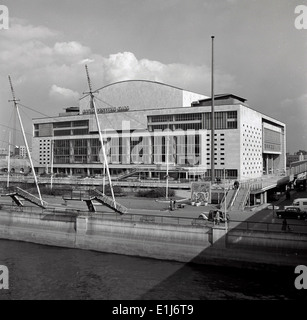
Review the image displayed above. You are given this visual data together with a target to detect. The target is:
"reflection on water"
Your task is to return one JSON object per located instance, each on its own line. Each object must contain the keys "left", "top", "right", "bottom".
{"left": 0, "top": 239, "right": 305, "bottom": 300}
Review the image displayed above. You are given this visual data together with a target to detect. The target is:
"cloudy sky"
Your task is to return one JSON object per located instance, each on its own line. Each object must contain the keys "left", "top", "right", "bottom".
{"left": 0, "top": 0, "right": 306, "bottom": 153}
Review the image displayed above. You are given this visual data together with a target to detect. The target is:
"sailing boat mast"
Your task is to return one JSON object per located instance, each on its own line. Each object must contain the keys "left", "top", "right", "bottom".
{"left": 83, "top": 65, "right": 116, "bottom": 207}
{"left": 7, "top": 131, "right": 11, "bottom": 188}
{"left": 103, "top": 128, "right": 106, "bottom": 194}
{"left": 8, "top": 75, "right": 44, "bottom": 206}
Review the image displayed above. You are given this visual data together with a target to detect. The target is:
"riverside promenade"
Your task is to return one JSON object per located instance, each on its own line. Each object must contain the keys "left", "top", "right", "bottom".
{"left": 0, "top": 186, "right": 306, "bottom": 271}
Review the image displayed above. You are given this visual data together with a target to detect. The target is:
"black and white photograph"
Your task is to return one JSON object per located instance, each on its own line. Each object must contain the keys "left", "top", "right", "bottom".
{"left": 0, "top": 0, "right": 306, "bottom": 305}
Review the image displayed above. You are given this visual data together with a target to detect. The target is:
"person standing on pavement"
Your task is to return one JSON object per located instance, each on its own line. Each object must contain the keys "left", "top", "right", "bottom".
{"left": 282, "top": 218, "right": 291, "bottom": 231}
{"left": 215, "top": 211, "right": 220, "bottom": 225}
{"left": 282, "top": 218, "right": 287, "bottom": 231}
{"left": 286, "top": 190, "right": 291, "bottom": 200}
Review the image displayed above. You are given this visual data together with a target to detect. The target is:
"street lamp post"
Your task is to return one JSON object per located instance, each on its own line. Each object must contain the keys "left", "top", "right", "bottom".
{"left": 211, "top": 36, "right": 215, "bottom": 183}
{"left": 165, "top": 123, "right": 170, "bottom": 200}
{"left": 224, "top": 168, "right": 228, "bottom": 230}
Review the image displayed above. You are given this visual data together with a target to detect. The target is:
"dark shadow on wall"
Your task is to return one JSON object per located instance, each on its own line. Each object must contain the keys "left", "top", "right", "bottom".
{"left": 139, "top": 191, "right": 307, "bottom": 300}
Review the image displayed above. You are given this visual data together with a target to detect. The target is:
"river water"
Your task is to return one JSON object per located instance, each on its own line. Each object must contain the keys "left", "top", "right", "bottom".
{"left": 0, "top": 239, "right": 305, "bottom": 300}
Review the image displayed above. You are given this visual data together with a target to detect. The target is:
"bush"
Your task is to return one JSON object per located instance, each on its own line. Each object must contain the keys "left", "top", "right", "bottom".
{"left": 137, "top": 187, "right": 175, "bottom": 198}
{"left": 103, "top": 185, "right": 125, "bottom": 197}
{"left": 26, "top": 186, "right": 69, "bottom": 196}
{"left": 137, "top": 189, "right": 151, "bottom": 198}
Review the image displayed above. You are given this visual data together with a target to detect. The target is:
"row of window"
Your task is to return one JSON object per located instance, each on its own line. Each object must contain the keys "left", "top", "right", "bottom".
{"left": 148, "top": 112, "right": 238, "bottom": 131}
{"left": 52, "top": 136, "right": 202, "bottom": 165}
{"left": 203, "top": 169, "right": 238, "bottom": 178}
{"left": 53, "top": 120, "right": 89, "bottom": 128}
{"left": 39, "top": 139, "right": 51, "bottom": 165}
{"left": 54, "top": 129, "right": 89, "bottom": 136}
{"left": 148, "top": 113, "right": 204, "bottom": 123}
{"left": 149, "top": 123, "right": 203, "bottom": 131}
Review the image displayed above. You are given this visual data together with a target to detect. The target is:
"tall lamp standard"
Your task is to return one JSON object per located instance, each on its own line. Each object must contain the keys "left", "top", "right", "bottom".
{"left": 224, "top": 168, "right": 228, "bottom": 230}
{"left": 211, "top": 36, "right": 215, "bottom": 183}
{"left": 165, "top": 122, "right": 170, "bottom": 200}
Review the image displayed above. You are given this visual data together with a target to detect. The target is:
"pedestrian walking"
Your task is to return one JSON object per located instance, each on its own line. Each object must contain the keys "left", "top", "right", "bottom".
{"left": 286, "top": 190, "right": 290, "bottom": 200}
{"left": 215, "top": 211, "right": 220, "bottom": 225}
{"left": 282, "top": 218, "right": 291, "bottom": 231}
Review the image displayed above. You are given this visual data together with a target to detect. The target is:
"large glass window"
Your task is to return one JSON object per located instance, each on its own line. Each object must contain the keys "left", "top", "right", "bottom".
{"left": 54, "top": 130, "right": 71, "bottom": 136}
{"left": 174, "top": 113, "right": 202, "bottom": 121}
{"left": 72, "top": 120, "right": 88, "bottom": 127}
{"left": 263, "top": 128, "right": 281, "bottom": 152}
{"left": 72, "top": 128, "right": 89, "bottom": 135}
{"left": 72, "top": 139, "right": 87, "bottom": 163}
{"left": 174, "top": 123, "right": 202, "bottom": 130}
{"left": 53, "top": 120, "right": 89, "bottom": 136}
{"left": 54, "top": 140, "right": 70, "bottom": 164}
{"left": 204, "top": 169, "right": 238, "bottom": 179}
{"left": 89, "top": 139, "right": 101, "bottom": 163}
{"left": 53, "top": 121, "right": 71, "bottom": 128}
{"left": 149, "top": 115, "right": 173, "bottom": 123}
{"left": 204, "top": 111, "right": 237, "bottom": 129}
{"left": 150, "top": 124, "right": 168, "bottom": 131}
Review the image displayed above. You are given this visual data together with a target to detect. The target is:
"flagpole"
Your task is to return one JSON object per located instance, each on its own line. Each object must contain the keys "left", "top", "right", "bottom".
{"left": 50, "top": 138, "right": 54, "bottom": 190}
{"left": 224, "top": 167, "right": 228, "bottom": 229}
{"left": 211, "top": 36, "right": 215, "bottom": 183}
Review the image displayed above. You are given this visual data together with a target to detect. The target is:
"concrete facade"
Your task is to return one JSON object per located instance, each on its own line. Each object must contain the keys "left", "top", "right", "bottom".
{"left": 32, "top": 81, "right": 286, "bottom": 181}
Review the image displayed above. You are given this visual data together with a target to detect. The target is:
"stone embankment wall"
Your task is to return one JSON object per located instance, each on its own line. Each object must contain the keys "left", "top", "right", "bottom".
{"left": 0, "top": 209, "right": 306, "bottom": 269}
{"left": 0, "top": 209, "right": 213, "bottom": 263}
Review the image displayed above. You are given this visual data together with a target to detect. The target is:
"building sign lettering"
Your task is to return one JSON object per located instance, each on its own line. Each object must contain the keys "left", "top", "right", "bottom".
{"left": 82, "top": 106, "right": 129, "bottom": 115}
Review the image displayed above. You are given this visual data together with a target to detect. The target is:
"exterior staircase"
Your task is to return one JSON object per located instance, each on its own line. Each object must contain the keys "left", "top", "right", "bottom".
{"left": 5, "top": 187, "right": 48, "bottom": 208}
{"left": 116, "top": 168, "right": 139, "bottom": 180}
{"left": 89, "top": 189, "right": 128, "bottom": 215}
{"left": 230, "top": 186, "right": 250, "bottom": 211}
{"left": 220, "top": 188, "right": 236, "bottom": 211}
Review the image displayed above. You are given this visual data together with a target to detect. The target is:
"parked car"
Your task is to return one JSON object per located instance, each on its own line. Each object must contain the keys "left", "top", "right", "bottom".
{"left": 284, "top": 198, "right": 307, "bottom": 212}
{"left": 276, "top": 207, "right": 307, "bottom": 220}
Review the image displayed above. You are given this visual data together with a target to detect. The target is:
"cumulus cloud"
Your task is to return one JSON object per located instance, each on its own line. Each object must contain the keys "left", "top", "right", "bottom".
{"left": 54, "top": 41, "right": 91, "bottom": 57}
{"left": 49, "top": 85, "right": 80, "bottom": 100}
{"left": 78, "top": 58, "right": 95, "bottom": 65}
{"left": 0, "top": 20, "right": 235, "bottom": 101}
{"left": 99, "top": 52, "right": 235, "bottom": 94}
{"left": 2, "top": 18, "right": 57, "bottom": 41}
{"left": 0, "top": 20, "right": 236, "bottom": 145}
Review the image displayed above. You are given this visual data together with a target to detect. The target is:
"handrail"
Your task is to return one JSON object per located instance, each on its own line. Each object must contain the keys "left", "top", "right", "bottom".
{"left": 116, "top": 168, "right": 139, "bottom": 180}
{"left": 2, "top": 203, "right": 307, "bottom": 235}
{"left": 240, "top": 184, "right": 251, "bottom": 210}
{"left": 89, "top": 189, "right": 128, "bottom": 214}
{"left": 230, "top": 186, "right": 240, "bottom": 208}
{"left": 220, "top": 188, "right": 236, "bottom": 210}
{"left": 15, "top": 187, "right": 48, "bottom": 208}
